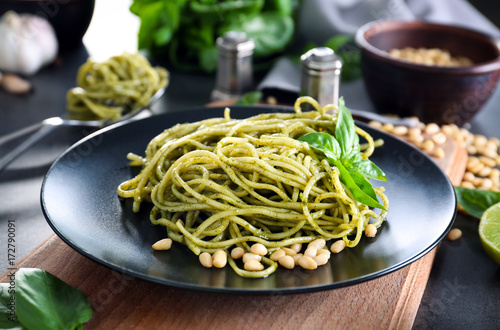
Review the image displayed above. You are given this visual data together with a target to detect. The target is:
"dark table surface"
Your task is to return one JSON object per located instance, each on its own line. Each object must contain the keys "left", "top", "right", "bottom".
{"left": 1, "top": 2, "right": 499, "bottom": 329}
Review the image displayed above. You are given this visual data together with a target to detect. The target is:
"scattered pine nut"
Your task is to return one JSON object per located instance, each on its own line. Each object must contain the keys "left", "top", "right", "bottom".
{"left": 152, "top": 238, "right": 172, "bottom": 251}
{"left": 447, "top": 228, "right": 462, "bottom": 241}
{"left": 278, "top": 255, "right": 295, "bottom": 269}
{"left": 199, "top": 252, "right": 213, "bottom": 268}
{"left": 231, "top": 247, "right": 245, "bottom": 259}
{"left": 244, "top": 259, "right": 264, "bottom": 271}
{"left": 330, "top": 240, "right": 346, "bottom": 253}
{"left": 298, "top": 256, "right": 317, "bottom": 270}
{"left": 251, "top": 243, "right": 268, "bottom": 256}
{"left": 212, "top": 250, "right": 227, "bottom": 268}
{"left": 270, "top": 249, "right": 286, "bottom": 261}
{"left": 242, "top": 253, "right": 261, "bottom": 263}
{"left": 365, "top": 224, "right": 377, "bottom": 238}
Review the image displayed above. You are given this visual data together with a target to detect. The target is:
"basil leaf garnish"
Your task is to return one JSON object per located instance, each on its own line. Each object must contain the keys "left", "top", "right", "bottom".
{"left": 299, "top": 97, "right": 387, "bottom": 210}
{"left": 351, "top": 159, "right": 387, "bottom": 182}
{"left": 0, "top": 268, "right": 92, "bottom": 330}
{"left": 335, "top": 161, "right": 386, "bottom": 210}
{"left": 454, "top": 186, "right": 500, "bottom": 219}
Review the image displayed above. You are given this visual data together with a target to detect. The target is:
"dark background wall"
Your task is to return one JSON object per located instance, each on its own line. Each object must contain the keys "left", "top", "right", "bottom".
{"left": 468, "top": 0, "right": 500, "bottom": 28}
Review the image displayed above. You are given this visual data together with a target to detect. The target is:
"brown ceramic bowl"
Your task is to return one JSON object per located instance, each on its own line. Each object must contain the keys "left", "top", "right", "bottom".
{"left": 355, "top": 20, "right": 500, "bottom": 125}
{"left": 0, "top": 0, "right": 95, "bottom": 51}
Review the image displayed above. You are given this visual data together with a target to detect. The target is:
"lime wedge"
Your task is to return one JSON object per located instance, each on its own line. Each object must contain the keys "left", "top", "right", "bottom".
{"left": 479, "top": 202, "right": 500, "bottom": 265}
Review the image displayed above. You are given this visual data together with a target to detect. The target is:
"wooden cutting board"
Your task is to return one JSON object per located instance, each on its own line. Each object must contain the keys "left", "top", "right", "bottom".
{"left": 0, "top": 120, "right": 467, "bottom": 330}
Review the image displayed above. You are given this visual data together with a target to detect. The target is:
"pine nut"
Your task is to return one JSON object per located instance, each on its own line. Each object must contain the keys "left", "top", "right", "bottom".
{"left": 313, "top": 254, "right": 329, "bottom": 266}
{"left": 474, "top": 134, "right": 488, "bottom": 147}
{"left": 292, "top": 253, "right": 303, "bottom": 265}
{"left": 425, "top": 123, "right": 440, "bottom": 134}
{"left": 460, "top": 181, "right": 475, "bottom": 189}
{"left": 447, "top": 228, "right": 462, "bottom": 241}
{"left": 242, "top": 253, "right": 261, "bottom": 263}
{"left": 485, "top": 140, "right": 498, "bottom": 151}
{"left": 290, "top": 243, "right": 302, "bottom": 253}
{"left": 369, "top": 121, "right": 382, "bottom": 129}
{"left": 282, "top": 247, "right": 297, "bottom": 256}
{"left": 463, "top": 172, "right": 475, "bottom": 182}
{"left": 393, "top": 125, "right": 408, "bottom": 136}
{"left": 250, "top": 243, "right": 268, "bottom": 256}
{"left": 330, "top": 240, "right": 346, "bottom": 253}
{"left": 365, "top": 224, "right": 377, "bottom": 238}
{"left": 482, "top": 148, "right": 498, "bottom": 159}
{"left": 441, "top": 125, "right": 455, "bottom": 136}
{"left": 278, "top": 255, "right": 295, "bottom": 269}
{"left": 304, "top": 246, "right": 317, "bottom": 258}
{"left": 309, "top": 238, "right": 326, "bottom": 249}
{"left": 433, "top": 147, "right": 445, "bottom": 159}
{"left": 212, "top": 250, "right": 227, "bottom": 268}
{"left": 231, "top": 247, "right": 245, "bottom": 259}
{"left": 152, "top": 238, "right": 172, "bottom": 251}
{"left": 382, "top": 123, "right": 394, "bottom": 133}
{"left": 470, "top": 162, "right": 485, "bottom": 175}
{"left": 479, "top": 167, "right": 492, "bottom": 177}
{"left": 479, "top": 156, "right": 497, "bottom": 168}
{"left": 408, "top": 127, "right": 422, "bottom": 138}
{"left": 409, "top": 134, "right": 424, "bottom": 145}
{"left": 432, "top": 132, "right": 446, "bottom": 145}
{"left": 298, "top": 256, "right": 317, "bottom": 270}
{"left": 244, "top": 259, "right": 264, "bottom": 271}
{"left": 317, "top": 248, "right": 331, "bottom": 257}
{"left": 199, "top": 252, "right": 213, "bottom": 268}
{"left": 422, "top": 139, "right": 434, "bottom": 152}
{"left": 270, "top": 249, "right": 286, "bottom": 261}
{"left": 480, "top": 179, "right": 493, "bottom": 190}
{"left": 490, "top": 169, "right": 500, "bottom": 181}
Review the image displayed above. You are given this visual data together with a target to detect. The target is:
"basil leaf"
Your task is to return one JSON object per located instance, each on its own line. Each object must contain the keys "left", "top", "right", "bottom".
{"left": 134, "top": 2, "right": 165, "bottom": 50}
{"left": 324, "top": 34, "right": 352, "bottom": 53}
{"left": 352, "top": 159, "right": 387, "bottom": 181}
{"left": 335, "top": 97, "right": 359, "bottom": 163}
{"left": 220, "top": 12, "right": 294, "bottom": 57}
{"left": 298, "top": 132, "right": 341, "bottom": 161}
{"left": 454, "top": 186, "right": 500, "bottom": 219}
{"left": 234, "top": 91, "right": 263, "bottom": 105}
{"left": 14, "top": 268, "right": 92, "bottom": 330}
{"left": 0, "top": 284, "right": 23, "bottom": 329}
{"left": 334, "top": 161, "right": 386, "bottom": 210}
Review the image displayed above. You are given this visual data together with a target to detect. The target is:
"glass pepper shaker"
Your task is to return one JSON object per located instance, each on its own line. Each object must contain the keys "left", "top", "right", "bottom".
{"left": 211, "top": 31, "right": 255, "bottom": 101}
{"left": 300, "top": 47, "right": 343, "bottom": 107}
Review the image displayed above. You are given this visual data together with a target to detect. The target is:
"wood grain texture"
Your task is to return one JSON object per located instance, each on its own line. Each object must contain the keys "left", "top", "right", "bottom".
{"left": 0, "top": 121, "right": 467, "bottom": 330}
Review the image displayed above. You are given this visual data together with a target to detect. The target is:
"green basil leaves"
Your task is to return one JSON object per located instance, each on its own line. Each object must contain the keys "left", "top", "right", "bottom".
{"left": 0, "top": 268, "right": 92, "bottom": 330}
{"left": 454, "top": 186, "right": 500, "bottom": 219}
{"left": 299, "top": 98, "right": 387, "bottom": 210}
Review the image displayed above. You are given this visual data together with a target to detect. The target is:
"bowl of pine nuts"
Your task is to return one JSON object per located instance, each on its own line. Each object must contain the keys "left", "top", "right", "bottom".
{"left": 355, "top": 20, "right": 500, "bottom": 126}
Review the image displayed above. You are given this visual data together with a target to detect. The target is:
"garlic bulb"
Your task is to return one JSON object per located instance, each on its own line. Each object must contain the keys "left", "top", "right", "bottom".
{"left": 0, "top": 11, "right": 58, "bottom": 76}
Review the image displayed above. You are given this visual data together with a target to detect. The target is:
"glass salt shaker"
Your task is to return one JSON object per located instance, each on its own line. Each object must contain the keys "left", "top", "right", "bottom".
{"left": 300, "top": 47, "right": 343, "bottom": 107}
{"left": 211, "top": 31, "right": 255, "bottom": 101}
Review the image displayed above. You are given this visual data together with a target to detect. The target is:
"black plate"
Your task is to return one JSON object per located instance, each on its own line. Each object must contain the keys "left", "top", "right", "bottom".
{"left": 41, "top": 106, "right": 456, "bottom": 294}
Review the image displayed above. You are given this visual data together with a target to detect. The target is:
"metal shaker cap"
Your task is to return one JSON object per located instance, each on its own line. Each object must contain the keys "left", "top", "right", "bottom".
{"left": 300, "top": 47, "right": 343, "bottom": 107}
{"left": 301, "top": 47, "right": 343, "bottom": 72}
{"left": 216, "top": 31, "right": 255, "bottom": 56}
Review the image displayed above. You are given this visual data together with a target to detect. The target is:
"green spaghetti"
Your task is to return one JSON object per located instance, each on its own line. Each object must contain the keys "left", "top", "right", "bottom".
{"left": 117, "top": 97, "right": 389, "bottom": 278}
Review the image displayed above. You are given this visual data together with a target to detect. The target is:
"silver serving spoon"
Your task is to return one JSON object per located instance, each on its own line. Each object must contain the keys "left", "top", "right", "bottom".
{"left": 0, "top": 86, "right": 166, "bottom": 172}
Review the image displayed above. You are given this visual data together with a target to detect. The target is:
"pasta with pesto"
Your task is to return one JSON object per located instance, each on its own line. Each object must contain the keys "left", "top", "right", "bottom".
{"left": 66, "top": 52, "right": 168, "bottom": 121}
{"left": 117, "top": 97, "right": 389, "bottom": 278}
